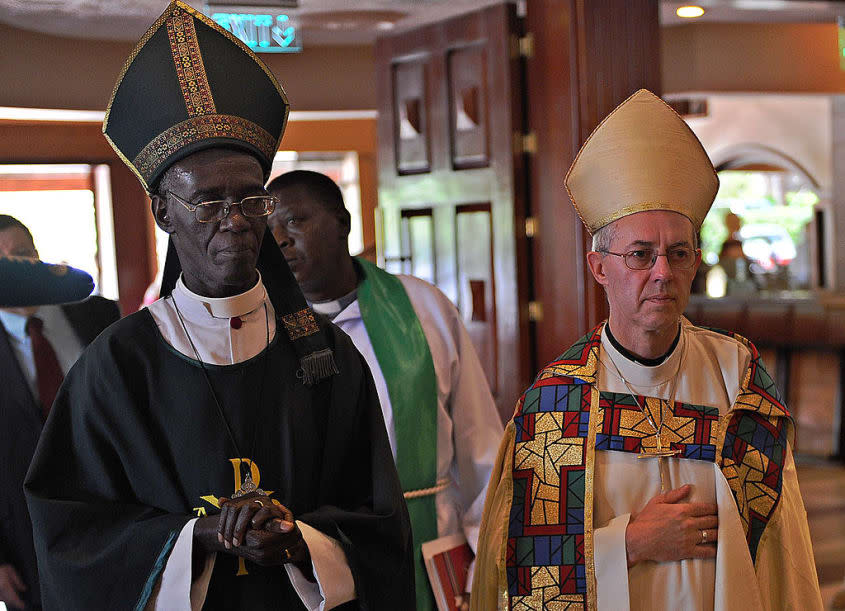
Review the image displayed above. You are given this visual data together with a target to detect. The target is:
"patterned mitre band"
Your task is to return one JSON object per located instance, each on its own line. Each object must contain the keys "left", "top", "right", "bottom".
{"left": 103, "top": 0, "right": 288, "bottom": 192}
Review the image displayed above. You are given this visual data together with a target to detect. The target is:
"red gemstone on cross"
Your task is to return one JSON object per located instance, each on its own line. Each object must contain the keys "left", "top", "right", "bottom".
{"left": 230, "top": 316, "right": 243, "bottom": 329}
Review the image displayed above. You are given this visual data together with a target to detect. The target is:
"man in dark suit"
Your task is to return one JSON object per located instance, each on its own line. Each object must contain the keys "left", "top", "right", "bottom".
{"left": 0, "top": 214, "right": 120, "bottom": 609}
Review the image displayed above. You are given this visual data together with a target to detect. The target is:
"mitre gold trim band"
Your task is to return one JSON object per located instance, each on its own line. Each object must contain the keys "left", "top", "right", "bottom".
{"left": 132, "top": 114, "right": 276, "bottom": 184}
{"left": 167, "top": 7, "right": 216, "bottom": 118}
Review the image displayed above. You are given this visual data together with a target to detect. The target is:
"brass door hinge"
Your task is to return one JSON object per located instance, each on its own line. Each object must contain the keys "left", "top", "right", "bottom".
{"left": 519, "top": 33, "right": 534, "bottom": 58}
{"left": 524, "top": 216, "right": 537, "bottom": 238}
{"left": 514, "top": 131, "right": 537, "bottom": 155}
{"left": 528, "top": 301, "right": 543, "bottom": 322}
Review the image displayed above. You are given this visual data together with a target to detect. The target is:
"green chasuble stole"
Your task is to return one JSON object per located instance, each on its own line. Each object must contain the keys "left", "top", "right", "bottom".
{"left": 356, "top": 258, "right": 439, "bottom": 610}
{"left": 502, "top": 323, "right": 792, "bottom": 609}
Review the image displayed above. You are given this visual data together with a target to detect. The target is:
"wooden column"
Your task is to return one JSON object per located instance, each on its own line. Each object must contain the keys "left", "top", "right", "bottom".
{"left": 830, "top": 96, "right": 845, "bottom": 292}
{"left": 526, "top": 0, "right": 661, "bottom": 365}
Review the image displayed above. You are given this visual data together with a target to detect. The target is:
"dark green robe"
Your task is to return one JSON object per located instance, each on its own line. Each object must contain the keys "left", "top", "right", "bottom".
{"left": 24, "top": 310, "right": 414, "bottom": 610}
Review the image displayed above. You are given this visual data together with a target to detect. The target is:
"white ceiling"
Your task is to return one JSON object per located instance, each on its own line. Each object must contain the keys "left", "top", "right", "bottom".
{"left": 1, "top": 0, "right": 844, "bottom": 43}
{"left": 0, "top": 0, "right": 506, "bottom": 43}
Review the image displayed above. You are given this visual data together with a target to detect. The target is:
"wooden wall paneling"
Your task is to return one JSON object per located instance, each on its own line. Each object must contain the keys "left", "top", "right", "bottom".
{"left": 527, "top": 0, "right": 661, "bottom": 366}
{"left": 376, "top": 4, "right": 528, "bottom": 419}
{"left": 789, "top": 349, "right": 839, "bottom": 456}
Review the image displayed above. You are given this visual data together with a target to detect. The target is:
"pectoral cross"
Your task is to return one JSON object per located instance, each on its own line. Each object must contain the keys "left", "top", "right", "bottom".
{"left": 635, "top": 399, "right": 680, "bottom": 492}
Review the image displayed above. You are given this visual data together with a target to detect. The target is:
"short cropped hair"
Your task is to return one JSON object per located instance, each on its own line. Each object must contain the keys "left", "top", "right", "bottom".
{"left": 267, "top": 170, "right": 350, "bottom": 227}
{"left": 591, "top": 223, "right": 617, "bottom": 253}
{"left": 0, "top": 215, "right": 35, "bottom": 246}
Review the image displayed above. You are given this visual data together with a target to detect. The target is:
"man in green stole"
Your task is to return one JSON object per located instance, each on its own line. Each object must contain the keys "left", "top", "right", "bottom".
{"left": 472, "top": 90, "right": 822, "bottom": 610}
{"left": 267, "top": 170, "right": 504, "bottom": 609}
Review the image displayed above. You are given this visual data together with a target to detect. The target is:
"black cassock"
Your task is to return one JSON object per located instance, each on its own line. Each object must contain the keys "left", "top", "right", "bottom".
{"left": 24, "top": 310, "right": 413, "bottom": 610}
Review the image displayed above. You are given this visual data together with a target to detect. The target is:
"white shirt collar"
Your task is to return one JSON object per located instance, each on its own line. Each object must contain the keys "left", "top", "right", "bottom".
{"left": 173, "top": 273, "right": 266, "bottom": 323}
{"left": 0, "top": 305, "right": 49, "bottom": 341}
{"left": 600, "top": 318, "right": 688, "bottom": 388}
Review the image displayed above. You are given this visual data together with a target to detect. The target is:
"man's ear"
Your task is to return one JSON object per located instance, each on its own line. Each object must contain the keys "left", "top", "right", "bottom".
{"left": 151, "top": 194, "right": 175, "bottom": 234}
{"left": 586, "top": 251, "right": 610, "bottom": 287}
{"left": 336, "top": 209, "right": 352, "bottom": 240}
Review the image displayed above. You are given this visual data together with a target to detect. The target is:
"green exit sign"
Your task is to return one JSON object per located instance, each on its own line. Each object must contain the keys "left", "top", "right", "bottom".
{"left": 211, "top": 13, "right": 301, "bottom": 53}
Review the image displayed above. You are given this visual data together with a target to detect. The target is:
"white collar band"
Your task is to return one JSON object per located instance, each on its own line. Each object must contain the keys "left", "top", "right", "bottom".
{"left": 174, "top": 273, "right": 266, "bottom": 322}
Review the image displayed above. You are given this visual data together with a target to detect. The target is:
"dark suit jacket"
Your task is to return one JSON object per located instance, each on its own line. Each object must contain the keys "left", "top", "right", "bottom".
{"left": 0, "top": 296, "right": 120, "bottom": 610}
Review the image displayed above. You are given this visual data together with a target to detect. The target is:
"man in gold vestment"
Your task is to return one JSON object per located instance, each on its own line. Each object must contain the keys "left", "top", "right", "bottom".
{"left": 472, "top": 89, "right": 822, "bottom": 610}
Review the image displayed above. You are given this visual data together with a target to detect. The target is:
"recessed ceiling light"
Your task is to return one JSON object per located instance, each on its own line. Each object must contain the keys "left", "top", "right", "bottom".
{"left": 676, "top": 5, "right": 705, "bottom": 18}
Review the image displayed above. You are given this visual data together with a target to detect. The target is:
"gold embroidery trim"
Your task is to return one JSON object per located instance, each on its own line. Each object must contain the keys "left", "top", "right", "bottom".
{"left": 167, "top": 7, "right": 216, "bottom": 117}
{"left": 281, "top": 308, "right": 320, "bottom": 341}
{"left": 132, "top": 114, "right": 276, "bottom": 183}
{"left": 584, "top": 385, "right": 599, "bottom": 608}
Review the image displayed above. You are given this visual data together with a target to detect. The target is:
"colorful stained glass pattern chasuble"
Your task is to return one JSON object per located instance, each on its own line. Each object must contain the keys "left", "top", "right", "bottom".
{"left": 506, "top": 323, "right": 792, "bottom": 608}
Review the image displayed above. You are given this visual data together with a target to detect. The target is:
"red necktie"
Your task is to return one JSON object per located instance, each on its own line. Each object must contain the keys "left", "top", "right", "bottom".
{"left": 25, "top": 316, "right": 64, "bottom": 419}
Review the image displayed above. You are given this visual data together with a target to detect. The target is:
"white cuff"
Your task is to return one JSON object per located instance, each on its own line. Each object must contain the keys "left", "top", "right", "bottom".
{"left": 594, "top": 513, "right": 631, "bottom": 611}
{"left": 147, "top": 518, "right": 216, "bottom": 611}
{"left": 284, "top": 521, "right": 356, "bottom": 611}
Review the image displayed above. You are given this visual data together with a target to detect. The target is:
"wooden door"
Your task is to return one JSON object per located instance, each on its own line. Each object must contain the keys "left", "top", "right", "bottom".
{"left": 375, "top": 4, "right": 530, "bottom": 419}
{"left": 525, "top": 0, "right": 661, "bottom": 364}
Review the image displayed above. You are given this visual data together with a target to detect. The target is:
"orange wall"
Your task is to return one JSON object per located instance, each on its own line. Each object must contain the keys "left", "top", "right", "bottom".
{"left": 0, "top": 23, "right": 376, "bottom": 111}
{"left": 663, "top": 22, "right": 845, "bottom": 93}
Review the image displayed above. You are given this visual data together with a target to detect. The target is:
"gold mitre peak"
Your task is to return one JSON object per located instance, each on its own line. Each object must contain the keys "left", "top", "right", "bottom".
{"left": 564, "top": 89, "right": 718, "bottom": 234}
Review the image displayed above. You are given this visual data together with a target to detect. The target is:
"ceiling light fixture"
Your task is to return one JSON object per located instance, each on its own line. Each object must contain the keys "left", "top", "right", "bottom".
{"left": 676, "top": 5, "right": 705, "bottom": 18}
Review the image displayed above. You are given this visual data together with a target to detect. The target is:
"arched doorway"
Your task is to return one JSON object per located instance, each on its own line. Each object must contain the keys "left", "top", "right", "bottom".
{"left": 698, "top": 145, "right": 822, "bottom": 296}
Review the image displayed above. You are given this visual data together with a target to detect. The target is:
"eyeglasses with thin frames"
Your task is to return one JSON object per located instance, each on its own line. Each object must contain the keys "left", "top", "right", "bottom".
{"left": 599, "top": 247, "right": 700, "bottom": 271}
{"left": 167, "top": 190, "right": 277, "bottom": 223}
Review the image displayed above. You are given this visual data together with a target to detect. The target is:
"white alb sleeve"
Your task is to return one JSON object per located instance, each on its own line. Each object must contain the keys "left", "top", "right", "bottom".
{"left": 146, "top": 518, "right": 216, "bottom": 611}
{"left": 284, "top": 521, "right": 356, "bottom": 611}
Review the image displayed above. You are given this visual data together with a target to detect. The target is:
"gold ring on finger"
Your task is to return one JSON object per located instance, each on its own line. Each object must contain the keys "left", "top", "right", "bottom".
{"left": 700, "top": 529, "right": 707, "bottom": 544}
{"left": 253, "top": 499, "right": 266, "bottom": 507}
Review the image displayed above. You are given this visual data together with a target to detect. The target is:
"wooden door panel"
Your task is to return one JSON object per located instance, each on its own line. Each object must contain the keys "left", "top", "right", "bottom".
{"left": 456, "top": 203, "right": 497, "bottom": 391}
{"left": 392, "top": 59, "right": 431, "bottom": 175}
{"left": 377, "top": 4, "right": 528, "bottom": 419}
{"left": 401, "top": 208, "right": 436, "bottom": 284}
{"left": 448, "top": 45, "right": 489, "bottom": 169}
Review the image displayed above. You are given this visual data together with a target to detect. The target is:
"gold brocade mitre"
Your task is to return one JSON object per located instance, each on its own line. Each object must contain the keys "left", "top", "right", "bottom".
{"left": 564, "top": 89, "right": 719, "bottom": 234}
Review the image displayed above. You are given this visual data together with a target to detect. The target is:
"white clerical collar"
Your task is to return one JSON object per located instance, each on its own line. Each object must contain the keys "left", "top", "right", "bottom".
{"left": 600, "top": 318, "right": 688, "bottom": 388}
{"left": 309, "top": 288, "right": 358, "bottom": 321}
{"left": 173, "top": 273, "right": 267, "bottom": 323}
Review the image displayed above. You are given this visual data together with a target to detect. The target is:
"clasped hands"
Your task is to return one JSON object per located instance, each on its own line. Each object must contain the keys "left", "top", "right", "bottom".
{"left": 193, "top": 492, "right": 312, "bottom": 577}
{"left": 625, "top": 484, "right": 718, "bottom": 567}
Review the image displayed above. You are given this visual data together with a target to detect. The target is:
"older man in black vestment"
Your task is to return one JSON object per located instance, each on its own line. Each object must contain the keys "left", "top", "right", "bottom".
{"left": 23, "top": 2, "right": 413, "bottom": 609}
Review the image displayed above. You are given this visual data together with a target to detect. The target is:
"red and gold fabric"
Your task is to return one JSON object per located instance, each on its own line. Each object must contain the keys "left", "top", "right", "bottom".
{"left": 472, "top": 323, "right": 798, "bottom": 610}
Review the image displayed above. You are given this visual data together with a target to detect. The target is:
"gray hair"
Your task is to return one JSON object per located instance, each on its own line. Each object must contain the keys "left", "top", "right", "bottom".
{"left": 590, "top": 216, "right": 699, "bottom": 252}
{"left": 591, "top": 223, "right": 617, "bottom": 252}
